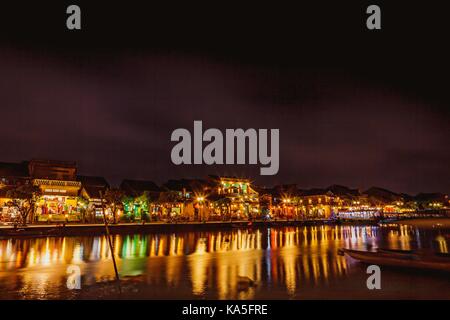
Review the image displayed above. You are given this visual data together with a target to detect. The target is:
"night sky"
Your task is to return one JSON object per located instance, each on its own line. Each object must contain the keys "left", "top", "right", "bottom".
{"left": 0, "top": 2, "right": 448, "bottom": 194}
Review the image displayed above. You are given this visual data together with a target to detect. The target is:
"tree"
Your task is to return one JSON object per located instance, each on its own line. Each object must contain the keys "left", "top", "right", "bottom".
{"left": 6, "top": 184, "right": 41, "bottom": 225}
{"left": 158, "top": 191, "right": 181, "bottom": 220}
{"left": 158, "top": 191, "right": 181, "bottom": 205}
{"left": 77, "top": 196, "right": 90, "bottom": 223}
{"left": 135, "top": 191, "right": 154, "bottom": 222}
{"left": 102, "top": 188, "right": 125, "bottom": 224}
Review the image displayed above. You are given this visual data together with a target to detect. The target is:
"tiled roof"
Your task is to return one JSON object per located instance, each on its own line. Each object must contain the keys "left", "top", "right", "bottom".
{"left": 120, "top": 179, "right": 161, "bottom": 195}
{"left": 78, "top": 175, "right": 109, "bottom": 187}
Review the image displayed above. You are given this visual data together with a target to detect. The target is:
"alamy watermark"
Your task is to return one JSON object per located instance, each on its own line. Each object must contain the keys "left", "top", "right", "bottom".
{"left": 67, "top": 265, "right": 81, "bottom": 290}
{"left": 366, "top": 265, "right": 381, "bottom": 290}
{"left": 170, "top": 121, "right": 279, "bottom": 175}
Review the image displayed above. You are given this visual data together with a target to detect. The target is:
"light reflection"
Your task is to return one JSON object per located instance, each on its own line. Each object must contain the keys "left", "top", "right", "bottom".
{"left": 0, "top": 225, "right": 447, "bottom": 299}
{"left": 436, "top": 235, "right": 448, "bottom": 253}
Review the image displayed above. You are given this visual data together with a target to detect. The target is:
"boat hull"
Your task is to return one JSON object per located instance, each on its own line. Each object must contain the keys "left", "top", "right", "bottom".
{"left": 341, "top": 249, "right": 450, "bottom": 273}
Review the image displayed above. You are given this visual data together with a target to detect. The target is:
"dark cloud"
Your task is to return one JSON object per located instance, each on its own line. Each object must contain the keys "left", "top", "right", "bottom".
{"left": 0, "top": 47, "right": 448, "bottom": 195}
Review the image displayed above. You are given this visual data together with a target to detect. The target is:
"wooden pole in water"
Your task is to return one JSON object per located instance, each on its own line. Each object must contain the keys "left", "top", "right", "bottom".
{"left": 100, "top": 190, "right": 122, "bottom": 295}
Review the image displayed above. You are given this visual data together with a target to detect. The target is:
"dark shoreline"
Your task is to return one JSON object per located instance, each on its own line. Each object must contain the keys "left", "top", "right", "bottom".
{"left": 0, "top": 219, "right": 378, "bottom": 238}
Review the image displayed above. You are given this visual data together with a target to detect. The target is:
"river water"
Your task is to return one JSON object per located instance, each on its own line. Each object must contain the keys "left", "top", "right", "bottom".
{"left": 0, "top": 225, "right": 449, "bottom": 299}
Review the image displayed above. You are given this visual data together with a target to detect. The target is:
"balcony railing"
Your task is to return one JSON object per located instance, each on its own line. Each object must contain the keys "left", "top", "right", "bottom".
{"left": 32, "top": 179, "right": 81, "bottom": 187}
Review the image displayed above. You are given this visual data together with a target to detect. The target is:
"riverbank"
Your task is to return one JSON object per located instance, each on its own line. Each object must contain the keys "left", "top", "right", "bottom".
{"left": 1, "top": 224, "right": 449, "bottom": 300}
{"left": 2, "top": 217, "right": 448, "bottom": 238}
{"left": 0, "top": 219, "right": 376, "bottom": 238}
{"left": 0, "top": 219, "right": 342, "bottom": 238}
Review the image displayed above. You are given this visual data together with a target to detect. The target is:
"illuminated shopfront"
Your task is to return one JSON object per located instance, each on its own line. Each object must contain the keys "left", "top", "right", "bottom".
{"left": 34, "top": 179, "right": 82, "bottom": 222}
{"left": 0, "top": 196, "right": 19, "bottom": 222}
{"left": 214, "top": 177, "right": 260, "bottom": 218}
{"left": 296, "top": 194, "right": 335, "bottom": 219}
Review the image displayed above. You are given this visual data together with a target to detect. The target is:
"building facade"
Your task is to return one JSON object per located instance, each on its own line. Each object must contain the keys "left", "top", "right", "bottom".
{"left": 1, "top": 158, "right": 448, "bottom": 224}
{"left": 120, "top": 179, "right": 161, "bottom": 221}
{"left": 208, "top": 176, "right": 260, "bottom": 219}
{"left": 30, "top": 159, "right": 82, "bottom": 222}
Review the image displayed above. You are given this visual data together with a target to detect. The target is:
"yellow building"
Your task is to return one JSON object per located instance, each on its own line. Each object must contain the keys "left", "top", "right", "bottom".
{"left": 212, "top": 177, "right": 260, "bottom": 219}
{"left": 33, "top": 178, "right": 81, "bottom": 222}
{"left": 29, "top": 160, "right": 82, "bottom": 222}
{"left": 0, "top": 161, "right": 30, "bottom": 222}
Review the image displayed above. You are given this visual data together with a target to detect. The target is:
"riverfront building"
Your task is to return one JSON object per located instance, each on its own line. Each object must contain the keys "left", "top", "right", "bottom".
{"left": 0, "top": 160, "right": 82, "bottom": 222}
{"left": 30, "top": 159, "right": 82, "bottom": 222}
{"left": 0, "top": 158, "right": 448, "bottom": 224}
{"left": 209, "top": 176, "right": 260, "bottom": 219}
{"left": 120, "top": 179, "right": 161, "bottom": 221}
{"left": 78, "top": 175, "right": 110, "bottom": 222}
{"left": 161, "top": 178, "right": 213, "bottom": 221}
{"left": 0, "top": 161, "right": 30, "bottom": 221}
{"left": 0, "top": 159, "right": 104, "bottom": 223}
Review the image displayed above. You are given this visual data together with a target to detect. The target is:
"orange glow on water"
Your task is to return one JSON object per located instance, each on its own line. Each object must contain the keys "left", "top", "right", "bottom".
{"left": 0, "top": 225, "right": 448, "bottom": 299}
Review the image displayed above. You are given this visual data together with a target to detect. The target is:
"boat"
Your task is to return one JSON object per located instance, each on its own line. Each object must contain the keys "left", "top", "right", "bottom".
{"left": 376, "top": 248, "right": 414, "bottom": 255}
{"left": 338, "top": 248, "right": 450, "bottom": 273}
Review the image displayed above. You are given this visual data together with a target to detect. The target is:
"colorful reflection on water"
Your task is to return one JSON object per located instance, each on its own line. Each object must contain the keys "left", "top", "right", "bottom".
{"left": 0, "top": 225, "right": 449, "bottom": 299}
